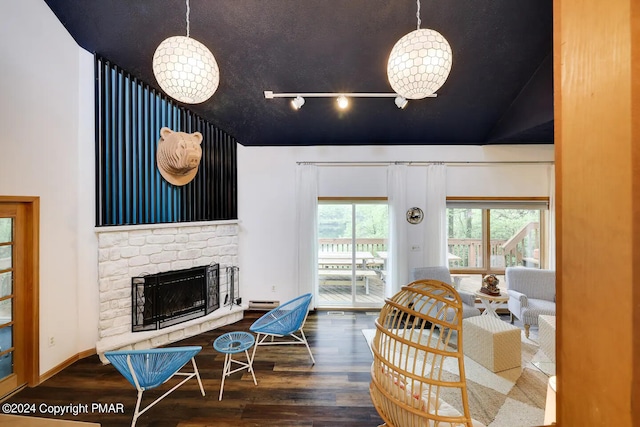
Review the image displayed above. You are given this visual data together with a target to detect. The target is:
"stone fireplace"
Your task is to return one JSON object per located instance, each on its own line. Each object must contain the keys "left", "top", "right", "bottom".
{"left": 95, "top": 220, "right": 244, "bottom": 361}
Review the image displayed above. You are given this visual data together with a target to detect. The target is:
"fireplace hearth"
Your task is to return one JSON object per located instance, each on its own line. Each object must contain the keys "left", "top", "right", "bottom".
{"left": 132, "top": 264, "right": 220, "bottom": 332}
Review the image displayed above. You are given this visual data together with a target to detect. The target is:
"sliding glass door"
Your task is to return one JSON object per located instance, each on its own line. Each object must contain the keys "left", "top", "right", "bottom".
{"left": 317, "top": 200, "right": 387, "bottom": 308}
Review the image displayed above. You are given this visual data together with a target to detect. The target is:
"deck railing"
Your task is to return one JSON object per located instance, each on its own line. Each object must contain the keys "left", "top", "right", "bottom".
{"left": 320, "top": 221, "right": 540, "bottom": 270}
{"left": 318, "top": 238, "right": 387, "bottom": 257}
{"left": 501, "top": 221, "right": 540, "bottom": 267}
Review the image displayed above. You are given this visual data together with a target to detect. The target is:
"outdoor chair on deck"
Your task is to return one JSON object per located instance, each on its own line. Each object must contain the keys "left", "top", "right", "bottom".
{"left": 250, "top": 293, "right": 315, "bottom": 364}
{"left": 104, "top": 346, "right": 205, "bottom": 427}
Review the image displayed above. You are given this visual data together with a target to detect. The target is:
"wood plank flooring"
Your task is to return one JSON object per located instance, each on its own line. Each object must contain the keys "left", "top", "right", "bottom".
{"left": 3, "top": 311, "right": 384, "bottom": 427}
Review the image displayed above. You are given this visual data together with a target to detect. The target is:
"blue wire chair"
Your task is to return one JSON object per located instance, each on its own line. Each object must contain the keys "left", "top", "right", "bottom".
{"left": 250, "top": 293, "right": 315, "bottom": 364}
{"left": 104, "top": 346, "right": 205, "bottom": 427}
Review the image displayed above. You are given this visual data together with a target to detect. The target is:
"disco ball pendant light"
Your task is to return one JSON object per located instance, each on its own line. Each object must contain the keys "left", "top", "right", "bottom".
{"left": 387, "top": 0, "right": 452, "bottom": 100}
{"left": 152, "top": 0, "right": 220, "bottom": 104}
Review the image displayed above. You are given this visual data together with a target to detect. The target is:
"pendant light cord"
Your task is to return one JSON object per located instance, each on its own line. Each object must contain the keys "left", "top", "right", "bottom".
{"left": 185, "top": 0, "right": 191, "bottom": 37}
{"left": 416, "top": 0, "right": 421, "bottom": 30}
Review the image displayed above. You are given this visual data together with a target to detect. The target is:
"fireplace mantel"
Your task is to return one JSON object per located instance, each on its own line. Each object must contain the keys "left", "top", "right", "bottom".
{"left": 95, "top": 219, "right": 238, "bottom": 234}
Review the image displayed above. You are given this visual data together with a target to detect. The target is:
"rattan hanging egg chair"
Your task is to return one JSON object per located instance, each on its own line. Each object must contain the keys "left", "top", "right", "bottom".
{"left": 369, "top": 279, "right": 485, "bottom": 427}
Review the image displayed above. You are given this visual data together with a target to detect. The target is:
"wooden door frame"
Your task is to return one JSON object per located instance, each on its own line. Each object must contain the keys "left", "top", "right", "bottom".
{"left": 555, "top": 0, "right": 640, "bottom": 424}
{"left": 0, "top": 196, "right": 39, "bottom": 388}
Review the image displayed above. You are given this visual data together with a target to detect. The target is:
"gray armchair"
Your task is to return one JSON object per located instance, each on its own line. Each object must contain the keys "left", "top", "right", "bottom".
{"left": 505, "top": 266, "right": 556, "bottom": 338}
{"left": 410, "top": 266, "right": 481, "bottom": 319}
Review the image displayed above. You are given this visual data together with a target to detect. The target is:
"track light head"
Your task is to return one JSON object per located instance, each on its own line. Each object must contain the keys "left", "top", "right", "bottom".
{"left": 291, "top": 96, "right": 305, "bottom": 110}
{"left": 395, "top": 96, "right": 408, "bottom": 109}
{"left": 336, "top": 95, "right": 349, "bottom": 109}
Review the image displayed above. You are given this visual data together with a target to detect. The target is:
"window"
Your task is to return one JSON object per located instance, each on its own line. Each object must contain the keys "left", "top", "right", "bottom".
{"left": 447, "top": 198, "right": 549, "bottom": 293}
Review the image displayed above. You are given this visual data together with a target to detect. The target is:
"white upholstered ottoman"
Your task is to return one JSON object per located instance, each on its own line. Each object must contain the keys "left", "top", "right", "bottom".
{"left": 539, "top": 315, "right": 556, "bottom": 362}
{"left": 462, "top": 316, "right": 521, "bottom": 372}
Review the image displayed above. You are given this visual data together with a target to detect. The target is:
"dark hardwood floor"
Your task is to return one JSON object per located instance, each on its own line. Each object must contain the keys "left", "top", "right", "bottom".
{"left": 4, "top": 310, "right": 384, "bottom": 427}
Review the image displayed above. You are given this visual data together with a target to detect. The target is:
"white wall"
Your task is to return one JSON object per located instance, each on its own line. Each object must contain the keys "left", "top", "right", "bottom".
{"left": 0, "top": 0, "right": 97, "bottom": 374}
{"left": 237, "top": 145, "right": 554, "bottom": 305}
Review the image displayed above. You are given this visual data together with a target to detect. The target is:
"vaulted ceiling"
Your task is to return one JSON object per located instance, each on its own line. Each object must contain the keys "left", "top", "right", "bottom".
{"left": 44, "top": 0, "right": 553, "bottom": 146}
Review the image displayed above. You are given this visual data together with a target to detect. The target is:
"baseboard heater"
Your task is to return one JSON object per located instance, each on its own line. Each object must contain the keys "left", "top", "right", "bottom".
{"left": 248, "top": 300, "right": 280, "bottom": 310}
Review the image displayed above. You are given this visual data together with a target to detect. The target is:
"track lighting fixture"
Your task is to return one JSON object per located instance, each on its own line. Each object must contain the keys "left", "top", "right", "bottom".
{"left": 264, "top": 91, "right": 431, "bottom": 110}
{"left": 395, "top": 96, "right": 409, "bottom": 109}
{"left": 291, "top": 96, "right": 305, "bottom": 110}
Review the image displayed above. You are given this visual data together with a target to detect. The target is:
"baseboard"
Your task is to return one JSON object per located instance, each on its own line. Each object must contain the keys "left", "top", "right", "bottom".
{"left": 77, "top": 348, "right": 96, "bottom": 359}
{"left": 38, "top": 348, "right": 96, "bottom": 385}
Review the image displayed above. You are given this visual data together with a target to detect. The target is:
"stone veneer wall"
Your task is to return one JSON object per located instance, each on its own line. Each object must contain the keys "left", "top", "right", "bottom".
{"left": 95, "top": 220, "right": 243, "bottom": 358}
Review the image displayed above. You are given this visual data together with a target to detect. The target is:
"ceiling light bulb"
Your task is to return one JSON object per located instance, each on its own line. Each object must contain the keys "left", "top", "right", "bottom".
{"left": 395, "top": 96, "right": 408, "bottom": 109}
{"left": 291, "top": 96, "right": 305, "bottom": 110}
{"left": 337, "top": 95, "right": 349, "bottom": 109}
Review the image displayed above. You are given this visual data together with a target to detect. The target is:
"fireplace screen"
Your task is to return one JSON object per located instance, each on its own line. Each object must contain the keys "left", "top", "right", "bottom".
{"left": 132, "top": 264, "right": 220, "bottom": 332}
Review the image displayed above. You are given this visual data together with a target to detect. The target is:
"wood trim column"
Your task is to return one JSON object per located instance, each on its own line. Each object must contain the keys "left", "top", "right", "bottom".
{"left": 554, "top": 0, "right": 639, "bottom": 425}
{"left": 24, "top": 198, "right": 39, "bottom": 386}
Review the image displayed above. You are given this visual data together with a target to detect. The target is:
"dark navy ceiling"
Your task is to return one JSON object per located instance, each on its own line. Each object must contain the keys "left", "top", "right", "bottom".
{"left": 43, "top": 0, "right": 553, "bottom": 146}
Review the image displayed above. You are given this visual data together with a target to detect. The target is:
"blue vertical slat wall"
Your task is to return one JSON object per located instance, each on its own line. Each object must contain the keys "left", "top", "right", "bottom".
{"left": 95, "top": 55, "right": 238, "bottom": 227}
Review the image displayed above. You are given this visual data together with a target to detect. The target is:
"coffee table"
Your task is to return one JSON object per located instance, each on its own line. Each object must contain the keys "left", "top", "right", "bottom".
{"left": 474, "top": 291, "right": 508, "bottom": 318}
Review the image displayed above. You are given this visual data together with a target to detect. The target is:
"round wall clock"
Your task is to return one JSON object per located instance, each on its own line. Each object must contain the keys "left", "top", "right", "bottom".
{"left": 406, "top": 207, "right": 424, "bottom": 224}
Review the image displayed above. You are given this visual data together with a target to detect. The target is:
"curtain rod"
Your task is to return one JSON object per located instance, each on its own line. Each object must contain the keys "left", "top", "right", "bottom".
{"left": 296, "top": 160, "right": 554, "bottom": 166}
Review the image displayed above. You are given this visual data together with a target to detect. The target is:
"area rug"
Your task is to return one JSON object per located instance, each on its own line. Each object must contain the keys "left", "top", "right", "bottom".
{"left": 362, "top": 327, "right": 553, "bottom": 427}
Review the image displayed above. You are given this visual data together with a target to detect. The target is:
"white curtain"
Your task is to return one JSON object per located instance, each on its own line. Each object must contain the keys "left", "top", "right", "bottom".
{"left": 387, "top": 164, "right": 408, "bottom": 297}
{"left": 423, "top": 164, "right": 448, "bottom": 267}
{"left": 547, "top": 164, "right": 556, "bottom": 270}
{"left": 295, "top": 164, "right": 318, "bottom": 304}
